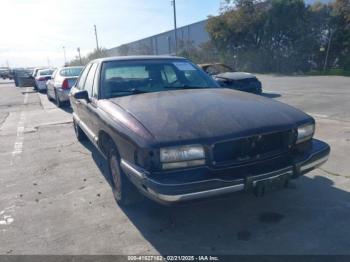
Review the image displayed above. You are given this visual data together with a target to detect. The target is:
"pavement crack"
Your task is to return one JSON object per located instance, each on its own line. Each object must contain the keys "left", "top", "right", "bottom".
{"left": 33, "top": 121, "right": 73, "bottom": 129}
{"left": 319, "top": 167, "right": 350, "bottom": 178}
{"left": 0, "top": 112, "right": 10, "bottom": 129}
{"left": 71, "top": 150, "right": 90, "bottom": 156}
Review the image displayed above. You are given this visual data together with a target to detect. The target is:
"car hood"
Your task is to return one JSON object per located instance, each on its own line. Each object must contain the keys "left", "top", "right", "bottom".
{"left": 215, "top": 72, "right": 257, "bottom": 80}
{"left": 106, "top": 88, "right": 311, "bottom": 144}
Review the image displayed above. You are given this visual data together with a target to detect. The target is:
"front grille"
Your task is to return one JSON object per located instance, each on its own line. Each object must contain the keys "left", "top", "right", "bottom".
{"left": 213, "top": 130, "right": 294, "bottom": 165}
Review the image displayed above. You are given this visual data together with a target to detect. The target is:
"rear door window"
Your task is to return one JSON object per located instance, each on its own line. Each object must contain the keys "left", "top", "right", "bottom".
{"left": 76, "top": 64, "right": 92, "bottom": 90}
{"left": 83, "top": 63, "right": 98, "bottom": 97}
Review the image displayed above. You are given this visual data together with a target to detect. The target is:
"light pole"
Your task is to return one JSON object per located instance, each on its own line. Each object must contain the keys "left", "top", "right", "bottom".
{"left": 94, "top": 24, "right": 100, "bottom": 51}
{"left": 77, "top": 47, "right": 82, "bottom": 65}
{"left": 323, "top": 28, "right": 333, "bottom": 72}
{"left": 171, "top": 0, "right": 178, "bottom": 55}
{"left": 62, "top": 46, "right": 67, "bottom": 65}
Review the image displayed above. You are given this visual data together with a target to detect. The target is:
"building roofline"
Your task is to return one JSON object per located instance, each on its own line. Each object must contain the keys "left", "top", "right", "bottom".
{"left": 91, "top": 55, "right": 187, "bottom": 63}
{"left": 109, "top": 18, "right": 209, "bottom": 51}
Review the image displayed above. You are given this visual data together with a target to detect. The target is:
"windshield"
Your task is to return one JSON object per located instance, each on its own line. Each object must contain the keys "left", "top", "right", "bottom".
{"left": 39, "top": 69, "right": 54, "bottom": 76}
{"left": 101, "top": 59, "right": 219, "bottom": 99}
{"left": 60, "top": 67, "right": 83, "bottom": 77}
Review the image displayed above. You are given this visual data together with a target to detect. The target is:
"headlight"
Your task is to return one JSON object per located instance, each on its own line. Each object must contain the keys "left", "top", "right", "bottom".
{"left": 297, "top": 123, "right": 315, "bottom": 144}
{"left": 160, "top": 145, "right": 205, "bottom": 170}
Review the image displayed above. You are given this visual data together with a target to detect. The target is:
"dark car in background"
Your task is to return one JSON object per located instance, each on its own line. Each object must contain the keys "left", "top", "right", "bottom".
{"left": 13, "top": 68, "right": 35, "bottom": 87}
{"left": 0, "top": 68, "right": 11, "bottom": 79}
{"left": 70, "top": 56, "right": 329, "bottom": 206}
{"left": 199, "top": 63, "right": 262, "bottom": 95}
{"left": 46, "top": 66, "right": 83, "bottom": 107}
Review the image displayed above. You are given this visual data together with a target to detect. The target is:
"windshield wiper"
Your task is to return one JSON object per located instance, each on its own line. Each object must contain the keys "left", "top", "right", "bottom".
{"left": 114, "top": 88, "right": 149, "bottom": 94}
{"left": 163, "top": 85, "right": 206, "bottom": 89}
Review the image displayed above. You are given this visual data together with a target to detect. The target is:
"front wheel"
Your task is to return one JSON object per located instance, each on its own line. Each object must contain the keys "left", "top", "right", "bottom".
{"left": 108, "top": 146, "right": 143, "bottom": 206}
{"left": 46, "top": 89, "right": 52, "bottom": 101}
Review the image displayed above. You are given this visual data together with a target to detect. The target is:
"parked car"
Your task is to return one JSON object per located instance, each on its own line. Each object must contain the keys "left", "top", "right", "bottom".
{"left": 31, "top": 67, "right": 48, "bottom": 89}
{"left": 0, "top": 68, "right": 10, "bottom": 79}
{"left": 199, "top": 63, "right": 262, "bottom": 94}
{"left": 13, "top": 68, "right": 35, "bottom": 87}
{"left": 35, "top": 69, "right": 55, "bottom": 92}
{"left": 46, "top": 66, "right": 83, "bottom": 107}
{"left": 70, "top": 56, "right": 330, "bottom": 206}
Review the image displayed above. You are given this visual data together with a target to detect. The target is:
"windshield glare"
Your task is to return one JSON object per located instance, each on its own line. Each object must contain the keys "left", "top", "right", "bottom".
{"left": 39, "top": 70, "right": 54, "bottom": 76}
{"left": 101, "top": 60, "right": 218, "bottom": 99}
{"left": 60, "top": 67, "right": 83, "bottom": 77}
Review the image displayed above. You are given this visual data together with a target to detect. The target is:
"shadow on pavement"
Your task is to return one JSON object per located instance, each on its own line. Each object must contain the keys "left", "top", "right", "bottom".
{"left": 81, "top": 139, "right": 350, "bottom": 255}
{"left": 59, "top": 106, "right": 73, "bottom": 114}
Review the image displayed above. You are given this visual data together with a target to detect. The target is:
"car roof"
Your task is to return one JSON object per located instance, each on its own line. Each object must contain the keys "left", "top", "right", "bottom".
{"left": 91, "top": 55, "right": 187, "bottom": 63}
{"left": 38, "top": 68, "right": 55, "bottom": 72}
{"left": 34, "top": 67, "right": 48, "bottom": 71}
{"left": 57, "top": 66, "right": 84, "bottom": 70}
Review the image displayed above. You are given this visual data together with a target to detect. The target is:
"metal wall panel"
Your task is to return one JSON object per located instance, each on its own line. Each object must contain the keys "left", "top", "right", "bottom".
{"left": 107, "top": 19, "right": 209, "bottom": 56}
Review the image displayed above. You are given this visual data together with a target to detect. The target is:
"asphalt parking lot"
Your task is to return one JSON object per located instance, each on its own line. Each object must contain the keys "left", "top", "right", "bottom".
{"left": 0, "top": 75, "right": 350, "bottom": 255}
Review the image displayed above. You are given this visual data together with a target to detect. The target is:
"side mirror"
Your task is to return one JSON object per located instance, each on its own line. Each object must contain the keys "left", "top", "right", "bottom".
{"left": 73, "top": 90, "right": 89, "bottom": 102}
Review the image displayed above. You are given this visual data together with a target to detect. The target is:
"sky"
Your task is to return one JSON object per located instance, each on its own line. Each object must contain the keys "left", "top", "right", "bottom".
{"left": 0, "top": 0, "right": 329, "bottom": 68}
{"left": 0, "top": 0, "right": 224, "bottom": 68}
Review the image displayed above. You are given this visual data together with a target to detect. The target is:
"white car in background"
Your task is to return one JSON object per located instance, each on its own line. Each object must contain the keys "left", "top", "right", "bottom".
{"left": 35, "top": 69, "right": 55, "bottom": 92}
{"left": 46, "top": 66, "right": 83, "bottom": 107}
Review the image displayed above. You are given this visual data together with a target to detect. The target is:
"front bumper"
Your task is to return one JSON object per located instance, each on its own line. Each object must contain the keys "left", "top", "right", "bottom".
{"left": 121, "top": 139, "right": 330, "bottom": 204}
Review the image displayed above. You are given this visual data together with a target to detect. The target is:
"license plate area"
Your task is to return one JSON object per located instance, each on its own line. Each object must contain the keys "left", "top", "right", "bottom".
{"left": 252, "top": 172, "right": 292, "bottom": 197}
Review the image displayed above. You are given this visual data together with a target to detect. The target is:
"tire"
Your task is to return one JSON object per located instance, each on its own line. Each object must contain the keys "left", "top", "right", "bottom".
{"left": 108, "top": 144, "right": 143, "bottom": 206}
{"left": 73, "top": 119, "right": 87, "bottom": 142}
{"left": 46, "top": 89, "right": 52, "bottom": 101}
{"left": 55, "top": 90, "right": 63, "bottom": 108}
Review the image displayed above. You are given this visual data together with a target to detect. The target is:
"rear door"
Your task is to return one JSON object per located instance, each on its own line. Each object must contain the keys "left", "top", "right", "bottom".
{"left": 70, "top": 64, "right": 92, "bottom": 120}
{"left": 78, "top": 63, "right": 99, "bottom": 142}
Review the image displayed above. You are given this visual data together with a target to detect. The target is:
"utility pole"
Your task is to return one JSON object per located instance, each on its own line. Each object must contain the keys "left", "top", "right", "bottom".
{"left": 63, "top": 46, "right": 67, "bottom": 65}
{"left": 77, "top": 47, "right": 82, "bottom": 65}
{"left": 94, "top": 24, "right": 100, "bottom": 51}
{"left": 171, "top": 0, "right": 178, "bottom": 55}
{"left": 323, "top": 28, "right": 333, "bottom": 72}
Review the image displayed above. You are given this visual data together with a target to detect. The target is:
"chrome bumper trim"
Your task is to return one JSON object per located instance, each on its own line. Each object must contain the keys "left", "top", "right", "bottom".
{"left": 147, "top": 183, "right": 245, "bottom": 202}
{"left": 120, "top": 159, "right": 146, "bottom": 179}
{"left": 121, "top": 151, "right": 329, "bottom": 203}
{"left": 300, "top": 155, "right": 329, "bottom": 172}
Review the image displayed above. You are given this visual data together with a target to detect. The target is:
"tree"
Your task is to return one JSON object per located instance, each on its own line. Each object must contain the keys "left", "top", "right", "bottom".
{"left": 331, "top": 0, "right": 350, "bottom": 70}
{"left": 67, "top": 48, "right": 108, "bottom": 66}
{"left": 206, "top": 0, "right": 349, "bottom": 73}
